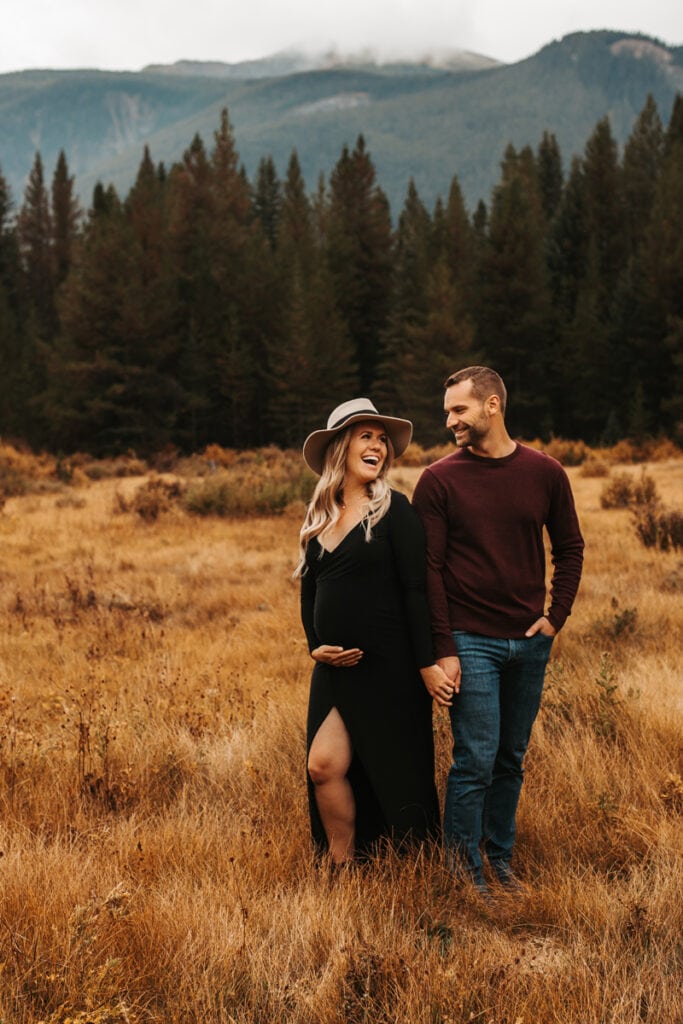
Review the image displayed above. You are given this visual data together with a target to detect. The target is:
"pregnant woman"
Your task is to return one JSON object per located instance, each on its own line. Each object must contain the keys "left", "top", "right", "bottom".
{"left": 296, "top": 398, "right": 456, "bottom": 864}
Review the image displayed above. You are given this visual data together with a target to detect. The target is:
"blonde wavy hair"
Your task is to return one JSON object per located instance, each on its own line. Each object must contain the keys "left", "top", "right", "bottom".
{"left": 295, "top": 423, "right": 394, "bottom": 577}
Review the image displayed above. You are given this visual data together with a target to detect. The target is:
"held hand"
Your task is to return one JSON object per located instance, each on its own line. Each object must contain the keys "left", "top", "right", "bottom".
{"left": 420, "top": 664, "right": 455, "bottom": 707}
{"left": 437, "top": 656, "right": 461, "bottom": 694}
{"left": 311, "top": 644, "right": 364, "bottom": 667}
{"left": 525, "top": 616, "right": 557, "bottom": 638}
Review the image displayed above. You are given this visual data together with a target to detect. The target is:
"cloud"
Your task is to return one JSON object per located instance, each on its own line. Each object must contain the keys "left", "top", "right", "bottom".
{"left": 0, "top": 0, "right": 681, "bottom": 73}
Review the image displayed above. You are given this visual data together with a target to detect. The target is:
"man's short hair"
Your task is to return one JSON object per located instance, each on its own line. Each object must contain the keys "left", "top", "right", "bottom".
{"left": 444, "top": 365, "right": 507, "bottom": 415}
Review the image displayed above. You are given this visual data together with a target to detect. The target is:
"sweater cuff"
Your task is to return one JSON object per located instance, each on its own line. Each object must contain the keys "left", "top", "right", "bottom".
{"left": 547, "top": 607, "right": 568, "bottom": 632}
{"left": 434, "top": 635, "right": 459, "bottom": 659}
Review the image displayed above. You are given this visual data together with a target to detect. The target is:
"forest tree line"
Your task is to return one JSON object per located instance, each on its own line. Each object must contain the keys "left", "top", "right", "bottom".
{"left": 0, "top": 94, "right": 681, "bottom": 455}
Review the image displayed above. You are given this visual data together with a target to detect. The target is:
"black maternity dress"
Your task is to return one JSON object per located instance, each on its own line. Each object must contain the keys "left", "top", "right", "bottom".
{"left": 301, "top": 489, "right": 440, "bottom": 856}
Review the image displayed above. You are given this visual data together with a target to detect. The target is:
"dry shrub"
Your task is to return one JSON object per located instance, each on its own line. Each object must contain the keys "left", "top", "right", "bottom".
{"left": 532, "top": 437, "right": 591, "bottom": 466}
{"left": 600, "top": 472, "right": 636, "bottom": 508}
{"left": 0, "top": 441, "right": 59, "bottom": 496}
{"left": 74, "top": 452, "right": 149, "bottom": 480}
{"left": 580, "top": 457, "right": 610, "bottom": 478}
{"left": 609, "top": 436, "right": 682, "bottom": 463}
{"left": 524, "top": 437, "right": 680, "bottom": 467}
{"left": 632, "top": 502, "right": 683, "bottom": 552}
{"left": 54, "top": 494, "right": 88, "bottom": 510}
{"left": 198, "top": 443, "right": 305, "bottom": 471}
{"left": 201, "top": 442, "right": 243, "bottom": 469}
{"left": 597, "top": 467, "right": 681, "bottom": 550}
{"left": 421, "top": 442, "right": 454, "bottom": 464}
{"left": 184, "top": 451, "right": 314, "bottom": 517}
{"left": 629, "top": 470, "right": 659, "bottom": 505}
{"left": 148, "top": 444, "right": 181, "bottom": 473}
{"left": 608, "top": 439, "right": 643, "bottom": 464}
{"left": 659, "top": 564, "right": 683, "bottom": 592}
{"left": 587, "top": 598, "right": 640, "bottom": 646}
{"left": 184, "top": 473, "right": 308, "bottom": 517}
{"left": 600, "top": 469, "right": 659, "bottom": 509}
{"left": 126, "top": 475, "right": 185, "bottom": 521}
{"left": 391, "top": 442, "right": 454, "bottom": 467}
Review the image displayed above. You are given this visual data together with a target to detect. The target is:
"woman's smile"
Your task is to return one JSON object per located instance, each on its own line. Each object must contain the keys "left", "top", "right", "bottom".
{"left": 346, "top": 422, "right": 388, "bottom": 482}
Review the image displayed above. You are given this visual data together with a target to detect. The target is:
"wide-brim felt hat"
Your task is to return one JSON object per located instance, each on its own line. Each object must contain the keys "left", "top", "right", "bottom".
{"left": 302, "top": 398, "right": 413, "bottom": 475}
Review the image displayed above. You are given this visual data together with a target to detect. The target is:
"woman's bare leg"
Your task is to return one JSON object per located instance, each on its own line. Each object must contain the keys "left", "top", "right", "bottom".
{"left": 308, "top": 707, "right": 355, "bottom": 863}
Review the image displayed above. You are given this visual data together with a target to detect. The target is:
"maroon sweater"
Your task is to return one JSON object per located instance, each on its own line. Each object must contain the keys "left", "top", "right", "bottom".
{"left": 412, "top": 443, "right": 584, "bottom": 659}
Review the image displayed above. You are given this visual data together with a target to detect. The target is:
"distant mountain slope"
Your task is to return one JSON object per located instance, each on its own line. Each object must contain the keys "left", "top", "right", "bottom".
{"left": 142, "top": 46, "right": 500, "bottom": 78}
{"left": 1, "top": 31, "right": 681, "bottom": 215}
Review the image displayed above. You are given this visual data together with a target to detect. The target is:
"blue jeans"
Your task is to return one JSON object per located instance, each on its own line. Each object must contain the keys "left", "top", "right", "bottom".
{"left": 444, "top": 630, "right": 554, "bottom": 884}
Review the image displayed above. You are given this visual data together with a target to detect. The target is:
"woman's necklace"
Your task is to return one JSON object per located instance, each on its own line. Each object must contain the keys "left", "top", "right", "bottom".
{"left": 339, "top": 490, "right": 369, "bottom": 512}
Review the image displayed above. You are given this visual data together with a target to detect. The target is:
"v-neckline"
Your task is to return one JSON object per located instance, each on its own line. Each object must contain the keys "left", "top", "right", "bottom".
{"left": 319, "top": 519, "right": 363, "bottom": 556}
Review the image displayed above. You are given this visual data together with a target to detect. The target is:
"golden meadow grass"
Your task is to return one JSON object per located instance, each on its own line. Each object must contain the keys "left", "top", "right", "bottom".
{"left": 0, "top": 447, "right": 681, "bottom": 1023}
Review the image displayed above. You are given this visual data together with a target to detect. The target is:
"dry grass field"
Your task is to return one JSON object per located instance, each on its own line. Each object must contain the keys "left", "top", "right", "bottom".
{"left": 0, "top": 450, "right": 681, "bottom": 1023}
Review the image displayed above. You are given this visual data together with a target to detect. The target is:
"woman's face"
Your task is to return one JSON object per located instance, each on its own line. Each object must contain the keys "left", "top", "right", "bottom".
{"left": 344, "top": 421, "right": 388, "bottom": 485}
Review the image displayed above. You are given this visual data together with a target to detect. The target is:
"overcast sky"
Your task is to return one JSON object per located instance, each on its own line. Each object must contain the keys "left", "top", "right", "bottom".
{"left": 2, "top": 0, "right": 682, "bottom": 75}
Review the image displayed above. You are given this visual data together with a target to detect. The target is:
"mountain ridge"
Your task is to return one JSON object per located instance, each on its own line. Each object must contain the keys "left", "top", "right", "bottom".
{"left": 1, "top": 30, "right": 681, "bottom": 215}
{"left": 141, "top": 45, "right": 502, "bottom": 78}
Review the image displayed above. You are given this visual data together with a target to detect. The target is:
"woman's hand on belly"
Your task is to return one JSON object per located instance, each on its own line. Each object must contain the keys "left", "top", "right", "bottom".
{"left": 311, "top": 644, "right": 364, "bottom": 668}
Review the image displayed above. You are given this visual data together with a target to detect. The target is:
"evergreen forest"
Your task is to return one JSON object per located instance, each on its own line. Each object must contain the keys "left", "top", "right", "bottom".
{"left": 0, "top": 94, "right": 682, "bottom": 455}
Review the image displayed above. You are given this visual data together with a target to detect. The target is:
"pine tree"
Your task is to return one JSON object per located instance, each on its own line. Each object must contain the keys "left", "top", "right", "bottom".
{"left": 536, "top": 132, "right": 564, "bottom": 223}
{"left": 167, "top": 112, "right": 266, "bottom": 448}
{"left": 395, "top": 258, "right": 476, "bottom": 445}
{"left": 442, "top": 175, "right": 478, "bottom": 323}
{"left": 44, "top": 184, "right": 137, "bottom": 452}
{"left": 547, "top": 156, "right": 588, "bottom": 322}
{"left": 210, "top": 110, "right": 274, "bottom": 447}
{"left": 13, "top": 152, "right": 59, "bottom": 441}
{"left": 115, "top": 146, "right": 185, "bottom": 450}
{"left": 442, "top": 178, "right": 471, "bottom": 265}
{"left": 377, "top": 178, "right": 479, "bottom": 440}
{"left": 564, "top": 240, "right": 618, "bottom": 440}
{"left": 44, "top": 155, "right": 173, "bottom": 455}
{"left": 0, "top": 168, "right": 26, "bottom": 437}
{"left": 621, "top": 95, "right": 664, "bottom": 256}
{"left": 51, "top": 150, "right": 81, "bottom": 288}
{"left": 374, "top": 180, "right": 433, "bottom": 413}
{"left": 664, "top": 93, "right": 683, "bottom": 154}
{"left": 266, "top": 151, "right": 357, "bottom": 443}
{"left": 573, "top": 118, "right": 631, "bottom": 437}
{"left": 279, "top": 151, "right": 315, "bottom": 273}
{"left": 474, "top": 146, "right": 556, "bottom": 437}
{"left": 326, "top": 136, "right": 393, "bottom": 390}
{"left": 472, "top": 200, "right": 487, "bottom": 237}
{"left": 581, "top": 117, "right": 625, "bottom": 317}
{"left": 389, "top": 180, "right": 432, "bottom": 327}
{"left": 17, "top": 152, "right": 55, "bottom": 340}
{"left": 606, "top": 97, "right": 667, "bottom": 437}
{"left": 252, "top": 156, "right": 282, "bottom": 250}
{"left": 621, "top": 124, "right": 683, "bottom": 437}
{"left": 266, "top": 265, "right": 357, "bottom": 446}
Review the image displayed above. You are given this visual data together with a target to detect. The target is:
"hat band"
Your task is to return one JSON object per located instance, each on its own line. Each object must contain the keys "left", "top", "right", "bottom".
{"left": 329, "top": 406, "right": 378, "bottom": 430}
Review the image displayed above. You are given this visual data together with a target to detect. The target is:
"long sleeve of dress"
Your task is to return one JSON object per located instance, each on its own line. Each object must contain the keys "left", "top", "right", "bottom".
{"left": 300, "top": 567, "right": 320, "bottom": 654}
{"left": 387, "top": 491, "right": 435, "bottom": 669}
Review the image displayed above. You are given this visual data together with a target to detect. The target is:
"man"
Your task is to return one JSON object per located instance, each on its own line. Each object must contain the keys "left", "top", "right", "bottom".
{"left": 412, "top": 366, "right": 584, "bottom": 893}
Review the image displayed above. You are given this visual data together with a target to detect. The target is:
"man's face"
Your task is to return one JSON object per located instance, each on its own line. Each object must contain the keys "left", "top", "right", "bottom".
{"left": 444, "top": 380, "right": 491, "bottom": 449}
